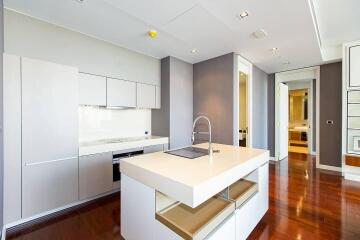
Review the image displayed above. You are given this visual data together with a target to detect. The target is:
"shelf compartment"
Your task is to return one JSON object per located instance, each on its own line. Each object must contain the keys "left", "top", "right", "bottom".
{"left": 229, "top": 179, "right": 258, "bottom": 208}
{"left": 155, "top": 196, "right": 235, "bottom": 240}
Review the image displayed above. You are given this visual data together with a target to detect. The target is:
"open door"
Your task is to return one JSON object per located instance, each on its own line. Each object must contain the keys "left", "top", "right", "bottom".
{"left": 277, "top": 83, "right": 289, "bottom": 160}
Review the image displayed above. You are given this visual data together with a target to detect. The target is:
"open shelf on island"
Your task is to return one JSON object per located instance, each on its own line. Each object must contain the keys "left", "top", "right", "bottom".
{"left": 155, "top": 194, "right": 235, "bottom": 240}
{"left": 229, "top": 179, "right": 258, "bottom": 208}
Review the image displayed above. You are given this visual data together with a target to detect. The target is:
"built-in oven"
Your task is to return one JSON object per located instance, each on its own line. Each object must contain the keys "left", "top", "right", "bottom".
{"left": 112, "top": 148, "right": 144, "bottom": 188}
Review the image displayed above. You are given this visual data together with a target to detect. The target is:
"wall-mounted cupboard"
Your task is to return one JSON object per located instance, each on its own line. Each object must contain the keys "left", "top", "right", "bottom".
{"left": 79, "top": 73, "right": 160, "bottom": 109}
{"left": 79, "top": 73, "right": 107, "bottom": 106}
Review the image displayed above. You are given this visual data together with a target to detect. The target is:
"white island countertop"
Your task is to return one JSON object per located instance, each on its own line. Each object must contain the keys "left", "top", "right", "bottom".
{"left": 120, "top": 143, "right": 269, "bottom": 208}
{"left": 79, "top": 136, "right": 169, "bottom": 156}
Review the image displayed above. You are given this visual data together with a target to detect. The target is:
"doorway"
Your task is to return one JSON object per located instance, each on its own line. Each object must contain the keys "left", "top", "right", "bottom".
{"left": 239, "top": 71, "right": 247, "bottom": 146}
{"left": 236, "top": 55, "right": 253, "bottom": 148}
{"left": 288, "top": 88, "right": 310, "bottom": 154}
{"left": 275, "top": 67, "right": 319, "bottom": 163}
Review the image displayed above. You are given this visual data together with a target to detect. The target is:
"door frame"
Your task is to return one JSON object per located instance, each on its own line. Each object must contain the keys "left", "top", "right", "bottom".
{"left": 235, "top": 55, "right": 253, "bottom": 147}
{"left": 275, "top": 66, "right": 320, "bottom": 167}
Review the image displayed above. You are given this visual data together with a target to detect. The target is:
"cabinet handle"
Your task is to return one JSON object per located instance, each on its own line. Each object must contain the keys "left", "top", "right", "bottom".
{"left": 24, "top": 156, "right": 78, "bottom": 166}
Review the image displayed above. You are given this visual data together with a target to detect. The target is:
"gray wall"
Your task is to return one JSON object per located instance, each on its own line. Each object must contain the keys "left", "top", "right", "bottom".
{"left": 252, "top": 66, "right": 268, "bottom": 150}
{"left": 193, "top": 53, "right": 235, "bottom": 145}
{"left": 0, "top": 0, "right": 4, "bottom": 232}
{"left": 267, "top": 74, "right": 275, "bottom": 157}
{"left": 4, "top": 9, "right": 160, "bottom": 86}
{"left": 152, "top": 57, "right": 193, "bottom": 149}
{"left": 319, "top": 62, "right": 342, "bottom": 167}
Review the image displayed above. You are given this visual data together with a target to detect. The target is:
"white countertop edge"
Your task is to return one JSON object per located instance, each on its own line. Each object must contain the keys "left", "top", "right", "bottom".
{"left": 121, "top": 149, "right": 269, "bottom": 208}
{"left": 79, "top": 137, "right": 169, "bottom": 156}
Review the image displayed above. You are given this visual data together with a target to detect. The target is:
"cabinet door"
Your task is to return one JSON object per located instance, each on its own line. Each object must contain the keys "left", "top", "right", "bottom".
{"left": 21, "top": 57, "right": 79, "bottom": 165}
{"left": 79, "top": 152, "right": 113, "bottom": 200}
{"left": 3, "top": 54, "right": 22, "bottom": 224}
{"left": 107, "top": 78, "right": 136, "bottom": 107}
{"left": 79, "top": 73, "right": 106, "bottom": 106}
{"left": 350, "top": 45, "right": 360, "bottom": 87}
{"left": 206, "top": 214, "right": 236, "bottom": 240}
{"left": 144, "top": 144, "right": 164, "bottom": 154}
{"left": 155, "top": 86, "right": 161, "bottom": 109}
{"left": 22, "top": 157, "right": 79, "bottom": 218}
{"left": 137, "top": 83, "right": 156, "bottom": 108}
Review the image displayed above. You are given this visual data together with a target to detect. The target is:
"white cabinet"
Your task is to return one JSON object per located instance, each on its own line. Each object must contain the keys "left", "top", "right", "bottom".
{"left": 3, "top": 54, "right": 22, "bottom": 224}
{"left": 79, "top": 152, "right": 113, "bottom": 200}
{"left": 137, "top": 83, "right": 156, "bottom": 108}
{"left": 22, "top": 158, "right": 79, "bottom": 218}
{"left": 21, "top": 57, "right": 79, "bottom": 217}
{"left": 350, "top": 45, "right": 360, "bottom": 87}
{"left": 79, "top": 73, "right": 106, "bottom": 106}
{"left": 107, "top": 78, "right": 137, "bottom": 107}
{"left": 206, "top": 214, "right": 236, "bottom": 240}
{"left": 155, "top": 86, "right": 161, "bottom": 109}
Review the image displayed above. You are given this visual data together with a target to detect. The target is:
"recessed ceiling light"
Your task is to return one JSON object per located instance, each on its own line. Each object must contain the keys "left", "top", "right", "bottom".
{"left": 76, "top": 0, "right": 84, "bottom": 3}
{"left": 271, "top": 47, "right": 278, "bottom": 52}
{"left": 251, "top": 29, "right": 267, "bottom": 39}
{"left": 282, "top": 61, "right": 291, "bottom": 65}
{"left": 239, "top": 11, "right": 249, "bottom": 19}
{"left": 191, "top": 49, "right": 199, "bottom": 54}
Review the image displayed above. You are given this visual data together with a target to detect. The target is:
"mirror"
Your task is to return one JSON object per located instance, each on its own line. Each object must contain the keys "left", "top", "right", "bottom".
{"left": 289, "top": 89, "right": 308, "bottom": 122}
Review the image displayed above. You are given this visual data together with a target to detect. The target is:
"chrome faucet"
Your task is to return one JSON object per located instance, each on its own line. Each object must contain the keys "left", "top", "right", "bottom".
{"left": 192, "top": 115, "right": 213, "bottom": 156}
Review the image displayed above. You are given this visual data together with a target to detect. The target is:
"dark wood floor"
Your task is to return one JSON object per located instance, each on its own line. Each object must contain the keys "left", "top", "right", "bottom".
{"left": 7, "top": 153, "right": 360, "bottom": 240}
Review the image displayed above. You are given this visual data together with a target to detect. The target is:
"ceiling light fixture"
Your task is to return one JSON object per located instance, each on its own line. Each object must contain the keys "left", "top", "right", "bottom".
{"left": 271, "top": 47, "right": 278, "bottom": 52}
{"left": 76, "top": 0, "right": 84, "bottom": 3}
{"left": 239, "top": 11, "right": 249, "bottom": 19}
{"left": 251, "top": 29, "right": 267, "bottom": 39}
{"left": 282, "top": 61, "right": 291, "bottom": 65}
{"left": 191, "top": 49, "right": 199, "bottom": 54}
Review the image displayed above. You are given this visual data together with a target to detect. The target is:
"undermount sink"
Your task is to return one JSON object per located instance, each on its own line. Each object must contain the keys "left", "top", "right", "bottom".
{"left": 165, "top": 147, "right": 208, "bottom": 159}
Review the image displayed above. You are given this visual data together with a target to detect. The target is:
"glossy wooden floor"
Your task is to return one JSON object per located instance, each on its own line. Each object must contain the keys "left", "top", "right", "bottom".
{"left": 7, "top": 153, "right": 360, "bottom": 240}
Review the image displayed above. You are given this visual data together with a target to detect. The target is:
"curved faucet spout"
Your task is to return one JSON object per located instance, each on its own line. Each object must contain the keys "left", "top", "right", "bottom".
{"left": 192, "top": 115, "right": 213, "bottom": 156}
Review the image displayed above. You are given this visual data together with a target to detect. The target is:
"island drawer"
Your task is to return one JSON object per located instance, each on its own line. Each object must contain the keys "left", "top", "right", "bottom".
{"left": 155, "top": 194, "right": 235, "bottom": 240}
{"left": 228, "top": 179, "right": 258, "bottom": 208}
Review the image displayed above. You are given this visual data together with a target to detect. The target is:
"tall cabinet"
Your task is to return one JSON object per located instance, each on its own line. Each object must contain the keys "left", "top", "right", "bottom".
{"left": 343, "top": 41, "right": 360, "bottom": 182}
{"left": 3, "top": 55, "right": 79, "bottom": 222}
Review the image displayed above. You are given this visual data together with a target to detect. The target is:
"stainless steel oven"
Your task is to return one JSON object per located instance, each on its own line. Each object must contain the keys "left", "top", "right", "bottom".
{"left": 112, "top": 148, "right": 144, "bottom": 186}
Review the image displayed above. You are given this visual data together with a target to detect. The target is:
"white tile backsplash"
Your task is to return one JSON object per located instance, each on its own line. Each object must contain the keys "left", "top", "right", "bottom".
{"left": 79, "top": 106, "right": 151, "bottom": 142}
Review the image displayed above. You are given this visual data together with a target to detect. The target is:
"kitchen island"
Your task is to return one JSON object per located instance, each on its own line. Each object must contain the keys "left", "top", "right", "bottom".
{"left": 120, "top": 143, "right": 269, "bottom": 240}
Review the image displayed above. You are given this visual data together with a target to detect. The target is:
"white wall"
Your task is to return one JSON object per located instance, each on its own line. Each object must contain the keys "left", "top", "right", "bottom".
{"left": 4, "top": 9, "right": 162, "bottom": 140}
{"left": 4, "top": 9, "right": 160, "bottom": 86}
{"left": 79, "top": 107, "right": 151, "bottom": 142}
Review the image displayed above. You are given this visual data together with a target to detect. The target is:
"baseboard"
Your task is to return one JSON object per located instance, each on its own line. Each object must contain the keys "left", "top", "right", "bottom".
{"left": 344, "top": 173, "right": 360, "bottom": 182}
{"left": 317, "top": 164, "right": 342, "bottom": 172}
{"left": 3, "top": 189, "right": 120, "bottom": 237}
{"left": 1, "top": 225, "right": 6, "bottom": 240}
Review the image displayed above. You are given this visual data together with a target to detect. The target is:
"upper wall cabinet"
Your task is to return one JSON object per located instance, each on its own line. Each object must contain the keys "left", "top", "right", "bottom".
{"left": 79, "top": 73, "right": 107, "bottom": 106}
{"left": 107, "top": 78, "right": 137, "bottom": 107}
{"left": 350, "top": 45, "right": 360, "bottom": 88}
{"left": 137, "top": 83, "right": 156, "bottom": 109}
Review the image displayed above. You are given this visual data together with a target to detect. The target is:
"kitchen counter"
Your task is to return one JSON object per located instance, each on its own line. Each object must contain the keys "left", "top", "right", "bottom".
{"left": 121, "top": 143, "right": 269, "bottom": 240}
{"left": 121, "top": 143, "right": 268, "bottom": 207}
{"left": 79, "top": 135, "right": 169, "bottom": 156}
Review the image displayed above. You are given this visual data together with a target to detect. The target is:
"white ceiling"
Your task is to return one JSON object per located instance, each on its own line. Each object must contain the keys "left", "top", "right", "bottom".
{"left": 311, "top": 0, "right": 360, "bottom": 53}
{"left": 5, "top": 0, "right": 325, "bottom": 73}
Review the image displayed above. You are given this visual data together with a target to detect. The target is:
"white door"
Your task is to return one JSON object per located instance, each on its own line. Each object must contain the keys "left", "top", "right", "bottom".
{"left": 278, "top": 83, "right": 289, "bottom": 160}
{"left": 137, "top": 83, "right": 156, "bottom": 108}
{"left": 107, "top": 78, "right": 137, "bottom": 107}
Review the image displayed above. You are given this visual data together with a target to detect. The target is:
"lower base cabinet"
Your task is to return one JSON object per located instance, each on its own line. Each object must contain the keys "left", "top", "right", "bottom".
{"left": 22, "top": 157, "right": 79, "bottom": 218}
{"left": 79, "top": 152, "right": 113, "bottom": 200}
